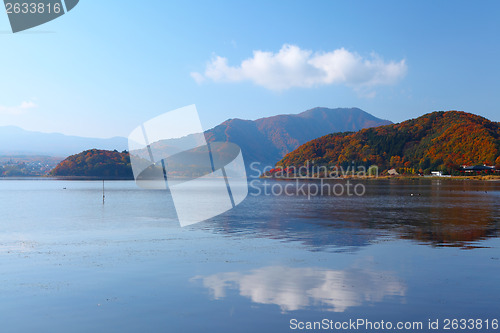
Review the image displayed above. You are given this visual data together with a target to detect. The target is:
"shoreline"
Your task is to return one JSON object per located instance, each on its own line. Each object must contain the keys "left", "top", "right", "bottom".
{"left": 260, "top": 175, "right": 500, "bottom": 181}
{"left": 0, "top": 176, "right": 134, "bottom": 181}
{"left": 2, "top": 175, "right": 499, "bottom": 182}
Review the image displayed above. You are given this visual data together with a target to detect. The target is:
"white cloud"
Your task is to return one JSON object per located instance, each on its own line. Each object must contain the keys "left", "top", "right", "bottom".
{"left": 191, "top": 44, "right": 407, "bottom": 94}
{"left": 19, "top": 101, "right": 37, "bottom": 109}
{"left": 190, "top": 71, "right": 206, "bottom": 84}
{"left": 0, "top": 101, "right": 38, "bottom": 115}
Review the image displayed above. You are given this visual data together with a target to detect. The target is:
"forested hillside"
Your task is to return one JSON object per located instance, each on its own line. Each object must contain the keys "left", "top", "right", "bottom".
{"left": 50, "top": 149, "right": 133, "bottom": 179}
{"left": 278, "top": 111, "right": 500, "bottom": 174}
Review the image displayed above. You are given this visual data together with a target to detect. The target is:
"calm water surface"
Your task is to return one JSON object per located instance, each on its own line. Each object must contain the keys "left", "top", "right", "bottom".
{"left": 0, "top": 179, "right": 499, "bottom": 332}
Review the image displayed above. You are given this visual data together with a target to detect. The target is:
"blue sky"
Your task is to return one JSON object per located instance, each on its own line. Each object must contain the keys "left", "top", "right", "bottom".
{"left": 0, "top": 1, "right": 499, "bottom": 138}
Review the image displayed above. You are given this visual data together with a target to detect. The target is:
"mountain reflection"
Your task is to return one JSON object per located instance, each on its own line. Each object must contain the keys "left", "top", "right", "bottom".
{"left": 192, "top": 265, "right": 406, "bottom": 312}
{"left": 201, "top": 180, "right": 499, "bottom": 250}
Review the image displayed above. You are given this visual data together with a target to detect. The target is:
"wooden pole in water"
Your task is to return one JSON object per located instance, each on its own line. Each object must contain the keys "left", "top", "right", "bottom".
{"left": 102, "top": 179, "right": 105, "bottom": 204}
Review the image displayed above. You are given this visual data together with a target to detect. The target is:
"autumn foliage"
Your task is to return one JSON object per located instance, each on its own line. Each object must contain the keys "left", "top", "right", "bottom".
{"left": 278, "top": 111, "right": 500, "bottom": 174}
{"left": 50, "top": 149, "right": 133, "bottom": 179}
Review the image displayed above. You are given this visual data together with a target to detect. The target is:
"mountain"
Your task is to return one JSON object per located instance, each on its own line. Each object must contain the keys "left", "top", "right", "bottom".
{"left": 50, "top": 149, "right": 133, "bottom": 179}
{"left": 0, "top": 126, "right": 128, "bottom": 157}
{"left": 44, "top": 107, "right": 390, "bottom": 178}
{"left": 1, "top": 108, "right": 388, "bottom": 165}
{"left": 278, "top": 111, "right": 500, "bottom": 174}
{"left": 204, "top": 107, "right": 391, "bottom": 170}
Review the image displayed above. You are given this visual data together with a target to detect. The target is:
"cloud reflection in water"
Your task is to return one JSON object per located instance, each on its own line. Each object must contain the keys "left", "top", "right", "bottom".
{"left": 193, "top": 264, "right": 406, "bottom": 312}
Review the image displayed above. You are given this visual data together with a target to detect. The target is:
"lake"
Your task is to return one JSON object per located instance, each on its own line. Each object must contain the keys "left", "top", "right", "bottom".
{"left": 0, "top": 178, "right": 499, "bottom": 332}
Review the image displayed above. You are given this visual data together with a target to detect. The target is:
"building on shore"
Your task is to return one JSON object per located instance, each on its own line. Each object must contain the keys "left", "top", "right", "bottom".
{"left": 460, "top": 165, "right": 497, "bottom": 173}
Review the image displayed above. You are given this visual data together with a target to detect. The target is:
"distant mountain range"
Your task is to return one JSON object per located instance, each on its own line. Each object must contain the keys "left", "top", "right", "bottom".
{"left": 204, "top": 107, "right": 391, "bottom": 170}
{"left": 0, "top": 126, "right": 128, "bottom": 157}
{"left": 45, "top": 107, "right": 390, "bottom": 178}
{"left": 1, "top": 108, "right": 391, "bottom": 171}
{"left": 278, "top": 111, "right": 500, "bottom": 173}
{"left": 35, "top": 109, "right": 500, "bottom": 178}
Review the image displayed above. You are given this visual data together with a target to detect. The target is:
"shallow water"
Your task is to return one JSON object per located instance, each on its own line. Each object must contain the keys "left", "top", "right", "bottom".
{"left": 0, "top": 179, "right": 499, "bottom": 332}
